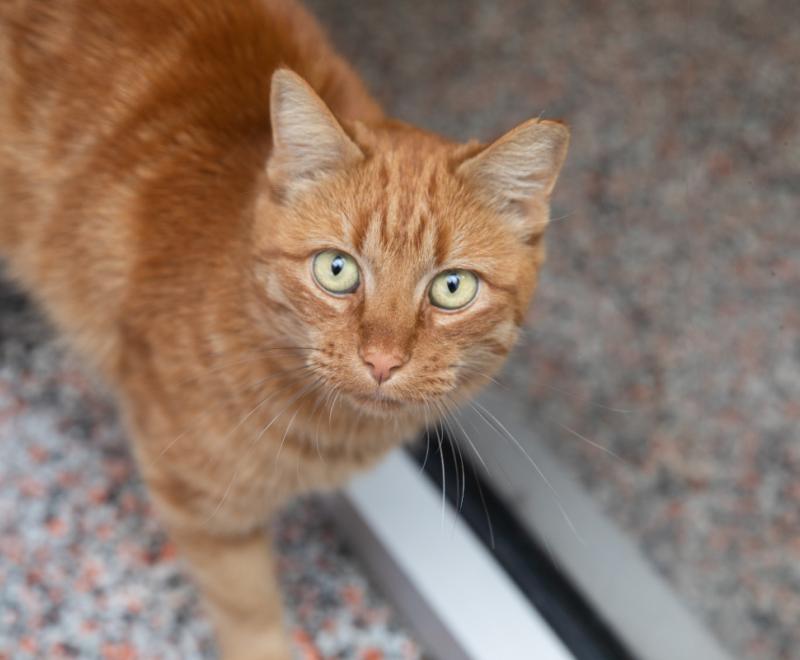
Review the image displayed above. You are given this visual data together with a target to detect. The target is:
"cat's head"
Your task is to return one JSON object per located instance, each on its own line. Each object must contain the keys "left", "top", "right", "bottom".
{"left": 251, "top": 70, "right": 568, "bottom": 417}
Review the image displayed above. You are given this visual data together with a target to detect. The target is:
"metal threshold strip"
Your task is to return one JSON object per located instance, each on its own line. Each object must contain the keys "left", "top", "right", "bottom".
{"left": 408, "top": 435, "right": 634, "bottom": 660}
{"left": 328, "top": 449, "right": 573, "bottom": 660}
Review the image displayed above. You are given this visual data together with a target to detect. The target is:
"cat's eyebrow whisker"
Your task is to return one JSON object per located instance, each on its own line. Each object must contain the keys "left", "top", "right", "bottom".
{"left": 469, "top": 400, "right": 584, "bottom": 545}
{"left": 549, "top": 211, "right": 574, "bottom": 224}
{"left": 556, "top": 421, "right": 623, "bottom": 461}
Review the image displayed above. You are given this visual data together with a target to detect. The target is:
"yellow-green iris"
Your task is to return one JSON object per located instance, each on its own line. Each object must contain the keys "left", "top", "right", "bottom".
{"left": 429, "top": 270, "right": 479, "bottom": 310}
{"left": 312, "top": 250, "right": 360, "bottom": 294}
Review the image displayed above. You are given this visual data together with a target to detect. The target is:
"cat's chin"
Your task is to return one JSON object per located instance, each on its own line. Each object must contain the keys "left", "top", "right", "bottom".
{"left": 347, "top": 391, "right": 409, "bottom": 416}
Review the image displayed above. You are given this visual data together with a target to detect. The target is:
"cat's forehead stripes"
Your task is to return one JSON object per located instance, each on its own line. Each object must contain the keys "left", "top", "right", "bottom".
{"left": 349, "top": 153, "right": 453, "bottom": 269}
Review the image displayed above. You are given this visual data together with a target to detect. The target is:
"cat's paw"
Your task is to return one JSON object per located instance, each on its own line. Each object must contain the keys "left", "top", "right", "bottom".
{"left": 219, "top": 629, "right": 293, "bottom": 660}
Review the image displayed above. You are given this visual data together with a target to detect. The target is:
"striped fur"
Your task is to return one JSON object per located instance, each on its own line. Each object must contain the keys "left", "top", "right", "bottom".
{"left": 0, "top": 1, "right": 568, "bottom": 657}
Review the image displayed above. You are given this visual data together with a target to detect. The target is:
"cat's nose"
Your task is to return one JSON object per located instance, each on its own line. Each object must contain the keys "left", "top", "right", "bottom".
{"left": 360, "top": 347, "right": 407, "bottom": 385}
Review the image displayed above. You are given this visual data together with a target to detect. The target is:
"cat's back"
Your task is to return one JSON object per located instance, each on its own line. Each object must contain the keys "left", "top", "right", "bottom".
{"left": 0, "top": 0, "right": 199, "bottom": 251}
{"left": 0, "top": 0, "right": 380, "bottom": 366}
{"left": 0, "top": 0, "right": 378, "bottom": 227}
{"left": 0, "top": 0, "right": 277, "bottom": 361}
{"left": 0, "top": 0, "right": 379, "bottom": 167}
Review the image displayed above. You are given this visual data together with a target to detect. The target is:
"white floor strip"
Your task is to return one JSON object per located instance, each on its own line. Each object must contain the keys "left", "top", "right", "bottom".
{"left": 330, "top": 450, "right": 574, "bottom": 660}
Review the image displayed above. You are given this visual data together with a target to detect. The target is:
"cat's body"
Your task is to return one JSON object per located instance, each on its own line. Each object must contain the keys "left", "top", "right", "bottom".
{"left": 0, "top": 1, "right": 568, "bottom": 657}
{"left": 0, "top": 0, "right": 390, "bottom": 519}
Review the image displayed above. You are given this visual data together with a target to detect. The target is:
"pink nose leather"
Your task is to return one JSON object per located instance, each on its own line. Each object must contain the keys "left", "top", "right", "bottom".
{"left": 361, "top": 347, "right": 407, "bottom": 384}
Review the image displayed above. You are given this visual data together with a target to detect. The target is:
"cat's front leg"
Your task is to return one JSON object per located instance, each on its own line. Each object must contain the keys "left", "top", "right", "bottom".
{"left": 166, "top": 522, "right": 293, "bottom": 660}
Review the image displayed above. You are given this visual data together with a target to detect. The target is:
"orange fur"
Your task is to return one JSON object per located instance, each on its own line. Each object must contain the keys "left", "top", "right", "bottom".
{"left": 0, "top": 1, "right": 568, "bottom": 657}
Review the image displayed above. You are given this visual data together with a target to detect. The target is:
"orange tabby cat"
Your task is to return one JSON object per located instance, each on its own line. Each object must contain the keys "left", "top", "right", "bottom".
{"left": 0, "top": 0, "right": 568, "bottom": 657}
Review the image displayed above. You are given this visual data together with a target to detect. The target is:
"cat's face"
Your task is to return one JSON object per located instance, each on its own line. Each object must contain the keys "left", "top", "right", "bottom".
{"left": 252, "top": 71, "right": 568, "bottom": 418}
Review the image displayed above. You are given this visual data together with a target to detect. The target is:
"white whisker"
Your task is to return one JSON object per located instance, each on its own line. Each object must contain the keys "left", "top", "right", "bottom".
{"left": 470, "top": 461, "right": 496, "bottom": 549}
{"left": 556, "top": 421, "right": 622, "bottom": 460}
{"left": 157, "top": 365, "right": 316, "bottom": 459}
{"left": 202, "top": 377, "right": 322, "bottom": 526}
{"left": 470, "top": 400, "right": 584, "bottom": 545}
{"left": 442, "top": 395, "right": 489, "bottom": 472}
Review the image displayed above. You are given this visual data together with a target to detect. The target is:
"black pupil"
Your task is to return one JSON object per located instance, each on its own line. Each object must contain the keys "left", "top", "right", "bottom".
{"left": 446, "top": 273, "right": 460, "bottom": 294}
{"left": 331, "top": 256, "right": 344, "bottom": 276}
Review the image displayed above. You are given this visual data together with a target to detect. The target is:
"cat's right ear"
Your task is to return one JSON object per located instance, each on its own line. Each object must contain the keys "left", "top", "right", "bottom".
{"left": 267, "top": 69, "right": 363, "bottom": 200}
{"left": 456, "top": 118, "right": 569, "bottom": 240}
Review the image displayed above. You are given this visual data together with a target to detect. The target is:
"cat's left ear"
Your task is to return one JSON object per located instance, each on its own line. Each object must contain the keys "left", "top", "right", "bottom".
{"left": 456, "top": 118, "right": 569, "bottom": 239}
{"left": 268, "top": 69, "right": 363, "bottom": 200}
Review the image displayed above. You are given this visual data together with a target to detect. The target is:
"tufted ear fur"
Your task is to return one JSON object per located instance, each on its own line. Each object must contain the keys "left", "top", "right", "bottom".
{"left": 457, "top": 118, "right": 569, "bottom": 239}
{"left": 267, "top": 69, "right": 363, "bottom": 199}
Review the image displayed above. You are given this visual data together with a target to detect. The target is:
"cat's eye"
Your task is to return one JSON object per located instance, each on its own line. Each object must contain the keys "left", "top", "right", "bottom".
{"left": 312, "top": 250, "right": 360, "bottom": 294}
{"left": 429, "top": 270, "right": 479, "bottom": 310}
